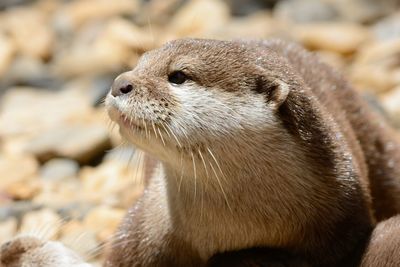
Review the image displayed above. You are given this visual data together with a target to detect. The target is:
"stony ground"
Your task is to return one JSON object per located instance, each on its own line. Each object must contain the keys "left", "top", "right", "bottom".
{"left": 0, "top": 0, "right": 399, "bottom": 264}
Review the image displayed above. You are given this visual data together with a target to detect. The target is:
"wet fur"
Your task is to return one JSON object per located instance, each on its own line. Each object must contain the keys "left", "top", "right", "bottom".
{"left": 103, "top": 39, "right": 400, "bottom": 266}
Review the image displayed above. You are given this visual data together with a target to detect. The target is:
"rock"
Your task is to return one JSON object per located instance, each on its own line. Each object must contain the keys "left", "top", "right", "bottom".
{"left": 20, "top": 209, "right": 62, "bottom": 240}
{"left": 217, "top": 11, "right": 283, "bottom": 39}
{"left": 54, "top": 18, "right": 151, "bottom": 77}
{"left": 225, "top": 0, "right": 277, "bottom": 16}
{"left": 333, "top": 0, "right": 399, "bottom": 24}
{"left": 0, "top": 201, "right": 42, "bottom": 222}
{"left": 294, "top": 22, "right": 370, "bottom": 54}
{"left": 350, "top": 40, "right": 400, "bottom": 93}
{"left": 372, "top": 12, "right": 400, "bottom": 41}
{"left": 0, "top": 218, "right": 17, "bottom": 245}
{"left": 381, "top": 86, "right": 400, "bottom": 128}
{"left": 80, "top": 158, "right": 144, "bottom": 207}
{"left": 103, "top": 145, "right": 136, "bottom": 165}
{"left": 0, "top": 154, "right": 40, "bottom": 200}
{"left": 0, "top": 33, "right": 15, "bottom": 78}
{"left": 25, "top": 124, "right": 111, "bottom": 164}
{"left": 40, "top": 158, "right": 80, "bottom": 182}
{"left": 274, "top": 0, "right": 339, "bottom": 23}
{"left": 83, "top": 206, "right": 125, "bottom": 242}
{"left": 1, "top": 56, "right": 58, "bottom": 89}
{"left": 166, "top": 0, "right": 230, "bottom": 38}
{"left": 0, "top": 87, "right": 93, "bottom": 140}
{"left": 0, "top": 6, "right": 54, "bottom": 60}
{"left": 53, "top": 0, "right": 139, "bottom": 32}
{"left": 59, "top": 220, "right": 99, "bottom": 259}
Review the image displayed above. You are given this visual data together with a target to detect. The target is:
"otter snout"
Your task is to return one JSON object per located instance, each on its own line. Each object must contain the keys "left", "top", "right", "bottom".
{"left": 111, "top": 73, "right": 135, "bottom": 97}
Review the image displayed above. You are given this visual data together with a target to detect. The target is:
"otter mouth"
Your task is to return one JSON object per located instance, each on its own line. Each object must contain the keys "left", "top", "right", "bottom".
{"left": 120, "top": 114, "right": 145, "bottom": 131}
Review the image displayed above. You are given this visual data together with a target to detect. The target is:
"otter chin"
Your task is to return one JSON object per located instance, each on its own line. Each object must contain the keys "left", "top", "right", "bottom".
{"left": 102, "top": 38, "right": 400, "bottom": 267}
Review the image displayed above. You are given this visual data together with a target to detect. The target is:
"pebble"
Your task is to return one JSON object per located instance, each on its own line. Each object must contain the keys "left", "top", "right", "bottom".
{"left": 19, "top": 209, "right": 62, "bottom": 240}
{"left": 350, "top": 40, "right": 400, "bottom": 93}
{"left": 381, "top": 86, "right": 400, "bottom": 128}
{"left": 25, "top": 124, "right": 111, "bottom": 163}
{"left": 83, "top": 206, "right": 125, "bottom": 242}
{"left": 40, "top": 158, "right": 80, "bottom": 182}
{"left": 0, "top": 218, "right": 18, "bottom": 244}
{"left": 0, "top": 33, "right": 15, "bottom": 77}
{"left": 0, "top": 154, "right": 39, "bottom": 199}
{"left": 294, "top": 22, "right": 370, "bottom": 54}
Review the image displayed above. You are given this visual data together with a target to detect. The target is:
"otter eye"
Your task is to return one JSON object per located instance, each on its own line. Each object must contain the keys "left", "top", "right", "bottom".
{"left": 168, "top": 71, "right": 188, "bottom": 85}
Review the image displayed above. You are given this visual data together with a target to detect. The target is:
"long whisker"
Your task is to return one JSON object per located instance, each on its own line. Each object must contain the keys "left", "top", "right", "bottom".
{"left": 191, "top": 151, "right": 197, "bottom": 200}
{"left": 209, "top": 161, "right": 232, "bottom": 212}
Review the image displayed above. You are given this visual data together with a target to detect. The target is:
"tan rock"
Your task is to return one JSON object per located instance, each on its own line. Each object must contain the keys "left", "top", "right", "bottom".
{"left": 0, "top": 154, "right": 39, "bottom": 199}
{"left": 60, "top": 220, "right": 99, "bottom": 259}
{"left": 54, "top": 18, "right": 151, "bottom": 77}
{"left": 0, "top": 218, "right": 18, "bottom": 244}
{"left": 0, "top": 7, "right": 53, "bottom": 60}
{"left": 166, "top": 0, "right": 230, "bottom": 38}
{"left": 350, "top": 40, "right": 400, "bottom": 93}
{"left": 54, "top": 0, "right": 139, "bottom": 31}
{"left": 294, "top": 22, "right": 370, "bottom": 54}
{"left": 25, "top": 124, "right": 111, "bottom": 163}
{"left": 20, "top": 209, "right": 62, "bottom": 240}
{"left": 381, "top": 86, "right": 400, "bottom": 128}
{"left": 0, "top": 87, "right": 93, "bottom": 139}
{"left": 0, "top": 33, "right": 15, "bottom": 77}
{"left": 80, "top": 158, "right": 144, "bottom": 206}
{"left": 83, "top": 206, "right": 125, "bottom": 242}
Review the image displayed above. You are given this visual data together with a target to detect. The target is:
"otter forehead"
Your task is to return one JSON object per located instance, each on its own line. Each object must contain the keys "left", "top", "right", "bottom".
{"left": 133, "top": 38, "right": 261, "bottom": 90}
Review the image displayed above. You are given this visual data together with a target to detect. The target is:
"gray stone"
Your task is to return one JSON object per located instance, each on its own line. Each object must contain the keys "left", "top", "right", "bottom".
{"left": 40, "top": 158, "right": 80, "bottom": 181}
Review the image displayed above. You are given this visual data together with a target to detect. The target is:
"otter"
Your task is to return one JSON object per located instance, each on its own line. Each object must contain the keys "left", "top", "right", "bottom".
{"left": 2, "top": 38, "right": 400, "bottom": 266}
{"left": 102, "top": 38, "right": 400, "bottom": 266}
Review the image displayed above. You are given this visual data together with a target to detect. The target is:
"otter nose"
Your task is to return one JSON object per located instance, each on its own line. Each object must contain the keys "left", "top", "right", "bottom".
{"left": 111, "top": 78, "right": 134, "bottom": 97}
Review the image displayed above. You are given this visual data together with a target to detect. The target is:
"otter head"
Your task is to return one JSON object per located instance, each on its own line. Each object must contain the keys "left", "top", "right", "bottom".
{"left": 106, "top": 39, "right": 291, "bottom": 170}
{"left": 0, "top": 236, "right": 91, "bottom": 267}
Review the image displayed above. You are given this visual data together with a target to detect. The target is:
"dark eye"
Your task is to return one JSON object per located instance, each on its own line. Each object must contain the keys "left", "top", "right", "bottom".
{"left": 168, "top": 71, "right": 188, "bottom": 84}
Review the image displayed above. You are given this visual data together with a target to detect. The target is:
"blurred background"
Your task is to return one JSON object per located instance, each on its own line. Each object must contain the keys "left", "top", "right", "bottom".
{"left": 0, "top": 0, "right": 399, "bottom": 264}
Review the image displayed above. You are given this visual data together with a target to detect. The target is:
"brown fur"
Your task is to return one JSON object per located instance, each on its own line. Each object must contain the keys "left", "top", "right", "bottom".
{"left": 361, "top": 215, "right": 400, "bottom": 267}
{"left": 102, "top": 38, "right": 400, "bottom": 266}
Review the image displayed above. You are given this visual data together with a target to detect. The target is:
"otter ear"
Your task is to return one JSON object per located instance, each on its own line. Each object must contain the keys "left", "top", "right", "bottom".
{"left": 255, "top": 77, "right": 290, "bottom": 110}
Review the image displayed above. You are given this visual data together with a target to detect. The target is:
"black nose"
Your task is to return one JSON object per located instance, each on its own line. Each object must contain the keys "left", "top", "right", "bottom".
{"left": 111, "top": 78, "right": 134, "bottom": 97}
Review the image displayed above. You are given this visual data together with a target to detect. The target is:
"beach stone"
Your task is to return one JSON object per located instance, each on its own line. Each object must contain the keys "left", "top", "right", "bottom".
{"left": 53, "top": 0, "right": 139, "bottom": 32}
{"left": 381, "top": 86, "right": 400, "bottom": 128}
{"left": 40, "top": 158, "right": 80, "bottom": 182}
{"left": 0, "top": 201, "right": 42, "bottom": 222}
{"left": 54, "top": 18, "right": 150, "bottom": 77}
{"left": 373, "top": 12, "right": 400, "bottom": 41}
{"left": 83, "top": 206, "right": 125, "bottom": 242}
{"left": 0, "top": 218, "right": 18, "bottom": 245}
{"left": 274, "top": 0, "right": 339, "bottom": 23}
{"left": 294, "top": 22, "right": 370, "bottom": 54}
{"left": 25, "top": 124, "right": 111, "bottom": 163}
{"left": 59, "top": 220, "right": 99, "bottom": 259}
{"left": 0, "top": 33, "right": 16, "bottom": 78}
{"left": 166, "top": 0, "right": 230, "bottom": 38}
{"left": 0, "top": 154, "right": 40, "bottom": 200}
{"left": 350, "top": 40, "right": 400, "bottom": 93}
{"left": 0, "top": 6, "right": 53, "bottom": 60}
{"left": 20, "top": 209, "right": 62, "bottom": 239}
{"left": 80, "top": 159, "right": 144, "bottom": 207}
{"left": 0, "top": 87, "right": 93, "bottom": 139}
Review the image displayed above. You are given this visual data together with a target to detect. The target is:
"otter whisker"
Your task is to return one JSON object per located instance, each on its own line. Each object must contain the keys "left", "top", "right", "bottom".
{"left": 178, "top": 152, "right": 184, "bottom": 192}
{"left": 207, "top": 147, "right": 228, "bottom": 183}
{"left": 165, "top": 123, "right": 182, "bottom": 148}
{"left": 142, "top": 117, "right": 149, "bottom": 139}
{"left": 209, "top": 161, "right": 232, "bottom": 212}
{"left": 151, "top": 121, "right": 159, "bottom": 139}
{"left": 160, "top": 122, "right": 171, "bottom": 138}
{"left": 158, "top": 127, "right": 166, "bottom": 146}
{"left": 198, "top": 149, "right": 208, "bottom": 221}
{"left": 191, "top": 151, "right": 197, "bottom": 200}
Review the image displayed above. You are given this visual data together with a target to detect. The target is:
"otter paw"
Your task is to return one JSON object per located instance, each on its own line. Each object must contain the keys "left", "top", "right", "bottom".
{"left": 0, "top": 236, "right": 93, "bottom": 267}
